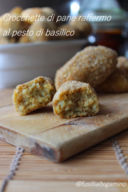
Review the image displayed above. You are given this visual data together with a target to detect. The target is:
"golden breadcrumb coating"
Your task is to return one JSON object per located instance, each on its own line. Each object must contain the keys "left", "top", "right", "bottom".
{"left": 41, "top": 7, "right": 57, "bottom": 19}
{"left": 19, "top": 35, "right": 31, "bottom": 43}
{"left": 53, "top": 81, "right": 99, "bottom": 119}
{"left": 57, "top": 24, "right": 80, "bottom": 40}
{"left": 55, "top": 46, "right": 117, "bottom": 90}
{"left": 97, "top": 57, "right": 128, "bottom": 93}
{"left": 13, "top": 76, "right": 55, "bottom": 115}
{"left": 0, "top": 13, "right": 21, "bottom": 36}
{"left": 21, "top": 8, "right": 43, "bottom": 24}
{"left": 0, "top": 37, "right": 10, "bottom": 44}
{"left": 10, "top": 7, "right": 23, "bottom": 15}
{"left": 29, "top": 20, "right": 57, "bottom": 42}
{"left": 21, "top": 7, "right": 56, "bottom": 25}
{"left": 117, "top": 56, "right": 128, "bottom": 71}
{"left": 0, "top": 36, "right": 17, "bottom": 44}
{"left": 70, "top": 16, "right": 92, "bottom": 37}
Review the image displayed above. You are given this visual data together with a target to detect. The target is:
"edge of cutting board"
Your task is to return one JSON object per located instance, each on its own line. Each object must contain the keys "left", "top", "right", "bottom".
{"left": 0, "top": 115, "right": 128, "bottom": 163}
{"left": 0, "top": 125, "right": 61, "bottom": 162}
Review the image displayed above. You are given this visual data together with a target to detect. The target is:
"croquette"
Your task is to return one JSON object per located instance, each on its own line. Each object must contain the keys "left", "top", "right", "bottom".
{"left": 97, "top": 57, "right": 128, "bottom": 93}
{"left": 0, "top": 13, "right": 21, "bottom": 37}
{"left": 29, "top": 20, "right": 57, "bottom": 42}
{"left": 53, "top": 81, "right": 99, "bottom": 119}
{"left": 21, "top": 8, "right": 43, "bottom": 24}
{"left": 13, "top": 76, "right": 55, "bottom": 115}
{"left": 10, "top": 7, "right": 23, "bottom": 15}
{"left": 117, "top": 56, "right": 128, "bottom": 71}
{"left": 55, "top": 46, "right": 117, "bottom": 90}
{"left": 19, "top": 34, "right": 31, "bottom": 43}
{"left": 42, "top": 7, "right": 57, "bottom": 19}
{"left": 70, "top": 16, "right": 92, "bottom": 37}
{"left": 57, "top": 24, "right": 80, "bottom": 40}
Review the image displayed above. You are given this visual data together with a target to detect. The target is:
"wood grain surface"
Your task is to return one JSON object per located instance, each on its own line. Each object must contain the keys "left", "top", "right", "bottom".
{"left": 0, "top": 89, "right": 128, "bottom": 192}
{"left": 0, "top": 180, "right": 128, "bottom": 192}
{"left": 1, "top": 91, "right": 128, "bottom": 162}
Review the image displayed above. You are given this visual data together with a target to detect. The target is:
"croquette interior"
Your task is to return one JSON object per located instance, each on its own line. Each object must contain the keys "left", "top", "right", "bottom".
{"left": 13, "top": 78, "right": 55, "bottom": 115}
{"left": 54, "top": 88, "right": 99, "bottom": 118}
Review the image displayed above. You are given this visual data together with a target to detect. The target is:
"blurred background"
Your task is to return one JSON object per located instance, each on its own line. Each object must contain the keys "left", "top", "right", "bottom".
{"left": 0, "top": 0, "right": 127, "bottom": 56}
{"left": 0, "top": 0, "right": 128, "bottom": 15}
{"left": 0, "top": 0, "right": 128, "bottom": 88}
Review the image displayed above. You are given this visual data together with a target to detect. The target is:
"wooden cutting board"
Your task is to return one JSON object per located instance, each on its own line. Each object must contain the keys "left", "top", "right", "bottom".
{"left": 0, "top": 93, "right": 128, "bottom": 163}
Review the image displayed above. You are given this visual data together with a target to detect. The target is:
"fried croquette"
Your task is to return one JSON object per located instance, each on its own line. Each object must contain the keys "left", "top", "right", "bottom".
{"left": 42, "top": 7, "right": 57, "bottom": 19}
{"left": 53, "top": 81, "right": 99, "bottom": 119}
{"left": 117, "top": 56, "right": 128, "bottom": 71}
{"left": 0, "top": 36, "right": 10, "bottom": 44}
{"left": 97, "top": 57, "right": 128, "bottom": 93}
{"left": 57, "top": 24, "right": 80, "bottom": 40}
{"left": 19, "top": 34, "right": 31, "bottom": 43}
{"left": 29, "top": 20, "right": 57, "bottom": 42}
{"left": 13, "top": 76, "right": 55, "bottom": 115}
{"left": 0, "top": 13, "right": 21, "bottom": 36}
{"left": 10, "top": 7, "right": 23, "bottom": 15}
{"left": 69, "top": 16, "right": 92, "bottom": 37}
{"left": 55, "top": 46, "right": 117, "bottom": 90}
{"left": 21, "top": 8, "right": 43, "bottom": 24}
